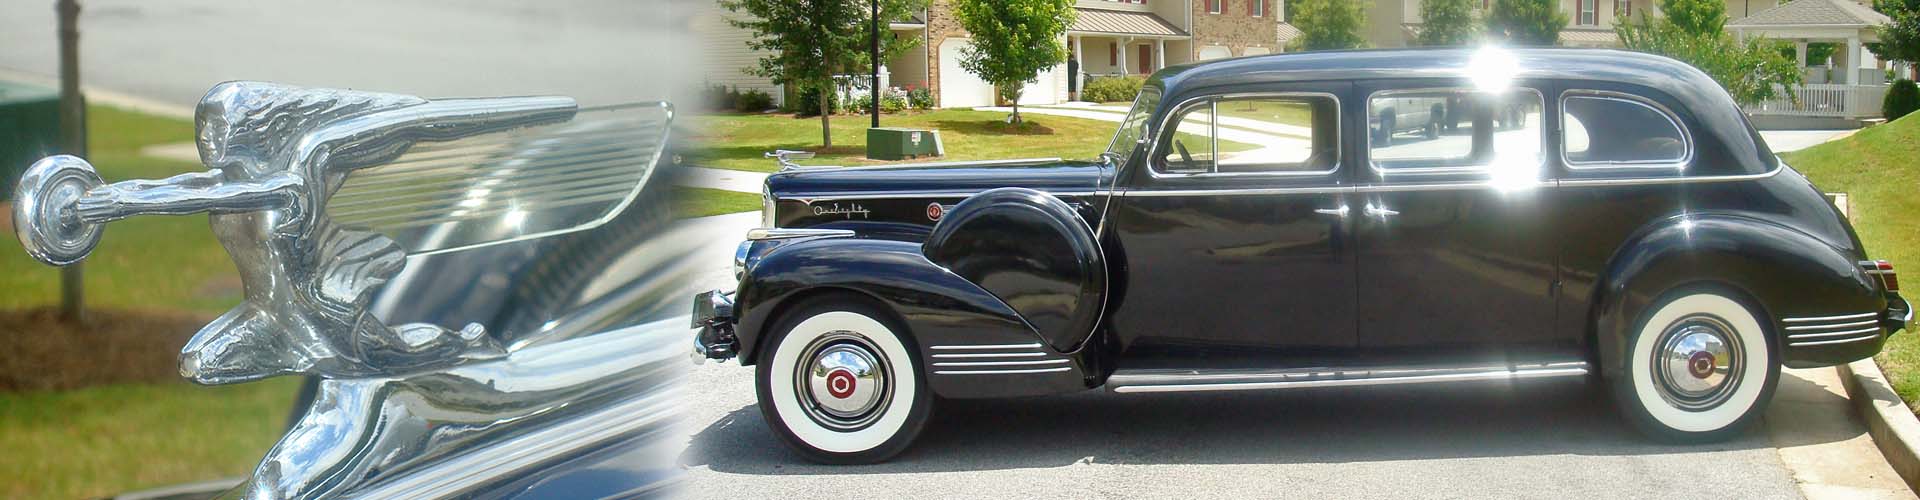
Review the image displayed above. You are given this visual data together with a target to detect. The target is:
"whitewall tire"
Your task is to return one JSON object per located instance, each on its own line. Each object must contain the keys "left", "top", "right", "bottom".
{"left": 1612, "top": 290, "right": 1778, "bottom": 441}
{"left": 755, "top": 295, "right": 931, "bottom": 464}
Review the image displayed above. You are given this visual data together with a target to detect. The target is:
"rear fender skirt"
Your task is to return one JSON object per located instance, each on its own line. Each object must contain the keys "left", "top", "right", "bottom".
{"left": 923, "top": 188, "right": 1108, "bottom": 354}
{"left": 1592, "top": 214, "right": 1885, "bottom": 376}
{"left": 735, "top": 237, "right": 1096, "bottom": 398}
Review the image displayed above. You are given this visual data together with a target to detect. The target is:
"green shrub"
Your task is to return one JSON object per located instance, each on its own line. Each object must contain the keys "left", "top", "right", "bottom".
{"left": 702, "top": 83, "right": 735, "bottom": 111}
{"left": 735, "top": 89, "right": 774, "bottom": 112}
{"left": 789, "top": 85, "right": 835, "bottom": 116}
{"left": 1886, "top": 79, "right": 1920, "bottom": 121}
{"left": 1081, "top": 76, "right": 1144, "bottom": 103}
{"left": 907, "top": 87, "right": 934, "bottom": 109}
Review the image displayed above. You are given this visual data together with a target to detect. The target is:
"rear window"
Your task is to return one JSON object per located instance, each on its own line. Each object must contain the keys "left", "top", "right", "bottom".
{"left": 1366, "top": 88, "right": 1545, "bottom": 173}
{"left": 1562, "top": 92, "right": 1689, "bottom": 168}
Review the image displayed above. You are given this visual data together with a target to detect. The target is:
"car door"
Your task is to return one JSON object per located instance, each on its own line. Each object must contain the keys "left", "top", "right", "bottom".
{"left": 1106, "top": 83, "right": 1358, "bottom": 359}
{"left": 1351, "top": 82, "right": 1562, "bottom": 359}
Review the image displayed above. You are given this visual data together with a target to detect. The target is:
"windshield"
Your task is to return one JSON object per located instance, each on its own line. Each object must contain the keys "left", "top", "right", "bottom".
{"left": 1104, "top": 86, "right": 1161, "bottom": 164}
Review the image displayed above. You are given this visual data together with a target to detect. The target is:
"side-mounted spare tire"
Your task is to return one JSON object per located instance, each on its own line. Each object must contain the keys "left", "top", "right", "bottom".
{"left": 923, "top": 188, "right": 1106, "bottom": 353}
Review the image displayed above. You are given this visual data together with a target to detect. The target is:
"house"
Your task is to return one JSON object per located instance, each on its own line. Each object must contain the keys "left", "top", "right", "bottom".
{"left": 697, "top": 0, "right": 1291, "bottom": 108}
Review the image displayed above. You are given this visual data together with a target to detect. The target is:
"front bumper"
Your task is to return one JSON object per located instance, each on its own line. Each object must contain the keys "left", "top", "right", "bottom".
{"left": 690, "top": 290, "right": 738, "bottom": 363}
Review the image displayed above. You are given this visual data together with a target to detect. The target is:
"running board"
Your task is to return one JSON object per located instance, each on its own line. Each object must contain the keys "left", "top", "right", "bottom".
{"left": 1105, "top": 361, "right": 1591, "bottom": 394}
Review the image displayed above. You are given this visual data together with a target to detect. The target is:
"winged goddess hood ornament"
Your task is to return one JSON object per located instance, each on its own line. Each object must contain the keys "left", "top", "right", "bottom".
{"left": 13, "top": 81, "right": 683, "bottom": 498}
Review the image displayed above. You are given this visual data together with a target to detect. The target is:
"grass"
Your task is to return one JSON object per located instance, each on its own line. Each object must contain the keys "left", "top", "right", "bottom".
{"left": 673, "top": 187, "right": 761, "bottom": 218}
{"left": 684, "top": 109, "right": 1119, "bottom": 172}
{"left": 0, "top": 378, "right": 299, "bottom": 499}
{"left": 1780, "top": 116, "right": 1920, "bottom": 408}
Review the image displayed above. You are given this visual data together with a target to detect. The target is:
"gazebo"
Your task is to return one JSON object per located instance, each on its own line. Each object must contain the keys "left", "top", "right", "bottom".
{"left": 1727, "top": 0, "right": 1891, "bottom": 86}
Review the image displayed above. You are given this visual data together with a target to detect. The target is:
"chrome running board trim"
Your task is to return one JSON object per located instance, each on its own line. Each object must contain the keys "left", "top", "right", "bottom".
{"left": 930, "top": 352, "right": 1049, "bottom": 359}
{"left": 1785, "top": 319, "right": 1880, "bottom": 331}
{"left": 932, "top": 359, "right": 1070, "bottom": 367}
{"left": 1782, "top": 312, "right": 1878, "bottom": 323}
{"left": 929, "top": 343, "right": 1044, "bottom": 350}
{"left": 1787, "top": 327, "right": 1882, "bottom": 339}
{"left": 1789, "top": 333, "right": 1883, "bottom": 347}
{"left": 1106, "top": 361, "right": 1590, "bottom": 394}
{"left": 933, "top": 367, "right": 1072, "bottom": 375}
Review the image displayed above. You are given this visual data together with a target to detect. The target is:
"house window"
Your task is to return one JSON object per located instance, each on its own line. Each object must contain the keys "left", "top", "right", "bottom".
{"left": 1110, "top": 42, "right": 1119, "bottom": 66}
{"left": 1578, "top": 0, "right": 1596, "bottom": 25}
{"left": 1252, "top": 0, "right": 1266, "bottom": 17}
{"left": 1207, "top": 0, "right": 1222, "bottom": 14}
{"left": 1616, "top": 0, "right": 1631, "bottom": 17}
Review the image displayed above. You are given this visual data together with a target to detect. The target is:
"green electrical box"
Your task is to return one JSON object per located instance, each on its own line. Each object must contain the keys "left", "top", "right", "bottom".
{"left": 866, "top": 127, "right": 942, "bottom": 160}
{"left": 0, "top": 81, "right": 61, "bottom": 201}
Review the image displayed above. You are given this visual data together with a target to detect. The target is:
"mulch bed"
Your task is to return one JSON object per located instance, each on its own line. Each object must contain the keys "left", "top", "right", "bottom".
{"left": 0, "top": 307, "right": 212, "bottom": 392}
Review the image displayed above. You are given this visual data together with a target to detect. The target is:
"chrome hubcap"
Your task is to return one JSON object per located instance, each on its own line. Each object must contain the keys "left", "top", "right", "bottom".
{"left": 1652, "top": 315, "right": 1744, "bottom": 411}
{"left": 795, "top": 331, "right": 891, "bottom": 430}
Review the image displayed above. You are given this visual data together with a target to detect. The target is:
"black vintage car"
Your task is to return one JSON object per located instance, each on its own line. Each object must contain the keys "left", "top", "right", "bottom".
{"left": 693, "top": 48, "right": 1911, "bottom": 464}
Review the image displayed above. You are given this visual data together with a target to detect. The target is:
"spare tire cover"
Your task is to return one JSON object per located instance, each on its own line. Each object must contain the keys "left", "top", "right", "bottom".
{"left": 923, "top": 188, "right": 1105, "bottom": 352}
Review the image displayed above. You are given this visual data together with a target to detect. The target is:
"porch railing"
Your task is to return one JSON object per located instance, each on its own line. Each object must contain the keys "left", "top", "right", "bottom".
{"left": 1741, "top": 83, "right": 1887, "bottom": 120}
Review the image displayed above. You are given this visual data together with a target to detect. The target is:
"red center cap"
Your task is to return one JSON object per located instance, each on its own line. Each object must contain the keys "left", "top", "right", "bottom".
{"left": 926, "top": 202, "right": 944, "bottom": 221}
{"left": 826, "top": 368, "right": 856, "bottom": 399}
{"left": 1688, "top": 352, "right": 1715, "bottom": 379}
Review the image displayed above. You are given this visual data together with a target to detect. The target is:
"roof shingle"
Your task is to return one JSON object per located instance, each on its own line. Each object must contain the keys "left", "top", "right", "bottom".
{"left": 1727, "top": 0, "right": 1890, "bottom": 27}
{"left": 1070, "top": 8, "right": 1188, "bottom": 37}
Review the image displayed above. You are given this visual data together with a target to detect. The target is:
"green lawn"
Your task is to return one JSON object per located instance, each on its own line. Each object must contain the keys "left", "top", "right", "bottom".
{"left": 673, "top": 187, "right": 761, "bottom": 217}
{"left": 685, "top": 109, "right": 1119, "bottom": 172}
{"left": 1781, "top": 117, "right": 1920, "bottom": 408}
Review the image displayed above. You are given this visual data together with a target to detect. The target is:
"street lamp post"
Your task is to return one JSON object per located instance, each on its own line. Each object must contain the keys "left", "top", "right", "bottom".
{"left": 56, "top": 0, "right": 87, "bottom": 322}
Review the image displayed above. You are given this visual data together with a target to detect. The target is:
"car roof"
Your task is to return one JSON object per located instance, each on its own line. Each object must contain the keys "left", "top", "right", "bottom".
{"left": 1149, "top": 47, "right": 1774, "bottom": 174}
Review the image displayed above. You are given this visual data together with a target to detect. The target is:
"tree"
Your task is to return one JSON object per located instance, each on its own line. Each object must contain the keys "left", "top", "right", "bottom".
{"left": 1870, "top": 0, "right": 1920, "bottom": 78}
{"left": 1288, "top": 0, "right": 1368, "bottom": 51}
{"left": 1616, "top": 0, "right": 1802, "bottom": 105}
{"left": 1416, "top": 0, "right": 1479, "bottom": 46}
{"left": 951, "top": 0, "right": 1074, "bottom": 124}
{"left": 721, "top": 0, "right": 927, "bottom": 148}
{"left": 1486, "top": 0, "right": 1567, "bottom": 46}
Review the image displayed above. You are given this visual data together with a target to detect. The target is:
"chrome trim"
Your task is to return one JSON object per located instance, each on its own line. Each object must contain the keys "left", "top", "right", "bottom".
{"left": 1784, "top": 319, "right": 1880, "bottom": 331}
{"left": 1558, "top": 90, "right": 1694, "bottom": 171}
{"left": 1556, "top": 164, "right": 1783, "bottom": 187}
{"left": 1782, "top": 311, "right": 1880, "bottom": 323}
{"left": 1789, "top": 333, "right": 1883, "bottom": 347}
{"left": 929, "top": 352, "right": 1048, "bottom": 359}
{"left": 929, "top": 343, "right": 1044, "bottom": 350}
{"left": 1364, "top": 87, "right": 1548, "bottom": 176}
{"left": 1787, "top": 327, "right": 1883, "bottom": 339}
{"left": 781, "top": 157, "right": 1064, "bottom": 172}
{"left": 933, "top": 366, "right": 1073, "bottom": 375}
{"left": 785, "top": 190, "right": 1100, "bottom": 201}
{"left": 745, "top": 227, "right": 856, "bottom": 240}
{"left": 1107, "top": 361, "right": 1589, "bottom": 394}
{"left": 1145, "top": 91, "right": 1342, "bottom": 179}
{"left": 931, "top": 359, "right": 1071, "bottom": 367}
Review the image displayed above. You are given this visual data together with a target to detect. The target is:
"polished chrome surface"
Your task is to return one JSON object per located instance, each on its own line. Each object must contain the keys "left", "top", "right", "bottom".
{"left": 794, "top": 332, "right": 892, "bottom": 429}
{"left": 744, "top": 227, "right": 857, "bottom": 240}
{"left": 1652, "top": 316, "right": 1743, "bottom": 410}
{"left": 1783, "top": 311, "right": 1887, "bottom": 347}
{"left": 10, "top": 81, "right": 684, "bottom": 500}
{"left": 1783, "top": 311, "right": 1879, "bottom": 322}
{"left": 327, "top": 102, "right": 671, "bottom": 255}
{"left": 1106, "top": 361, "right": 1590, "bottom": 393}
{"left": 928, "top": 343, "right": 1043, "bottom": 350}
{"left": 767, "top": 149, "right": 815, "bottom": 170}
{"left": 11, "top": 155, "right": 104, "bottom": 265}
{"left": 925, "top": 345, "right": 1070, "bottom": 375}
{"left": 806, "top": 343, "right": 885, "bottom": 418}
{"left": 733, "top": 240, "right": 753, "bottom": 279}
{"left": 1313, "top": 205, "right": 1350, "bottom": 217}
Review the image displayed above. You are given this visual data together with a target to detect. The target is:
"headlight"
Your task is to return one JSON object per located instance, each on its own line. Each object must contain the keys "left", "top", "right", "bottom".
{"left": 734, "top": 240, "right": 752, "bottom": 280}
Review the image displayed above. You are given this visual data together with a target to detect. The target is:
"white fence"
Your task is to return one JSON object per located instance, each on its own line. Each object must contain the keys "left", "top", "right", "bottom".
{"left": 1741, "top": 83, "right": 1887, "bottom": 119}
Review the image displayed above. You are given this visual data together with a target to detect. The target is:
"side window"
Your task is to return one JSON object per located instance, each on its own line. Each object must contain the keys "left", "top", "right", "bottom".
{"left": 1155, "top": 94, "right": 1339, "bottom": 175}
{"left": 1562, "top": 93, "right": 1688, "bottom": 167}
{"left": 1367, "top": 89, "right": 1544, "bottom": 173}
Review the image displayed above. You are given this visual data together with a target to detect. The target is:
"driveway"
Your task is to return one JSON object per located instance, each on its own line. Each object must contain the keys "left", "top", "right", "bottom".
{"left": 677, "top": 212, "right": 1909, "bottom": 500}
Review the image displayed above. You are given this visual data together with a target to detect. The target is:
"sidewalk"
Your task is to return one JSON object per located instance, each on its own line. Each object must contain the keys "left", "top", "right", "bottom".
{"left": 1768, "top": 367, "right": 1915, "bottom": 499}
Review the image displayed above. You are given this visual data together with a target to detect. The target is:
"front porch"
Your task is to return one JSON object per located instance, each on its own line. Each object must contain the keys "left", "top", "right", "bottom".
{"left": 1728, "top": 0, "right": 1893, "bottom": 124}
{"left": 1065, "top": 8, "right": 1190, "bottom": 101}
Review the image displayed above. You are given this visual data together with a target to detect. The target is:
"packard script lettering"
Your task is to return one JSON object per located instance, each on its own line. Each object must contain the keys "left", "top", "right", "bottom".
{"left": 812, "top": 202, "right": 872, "bottom": 219}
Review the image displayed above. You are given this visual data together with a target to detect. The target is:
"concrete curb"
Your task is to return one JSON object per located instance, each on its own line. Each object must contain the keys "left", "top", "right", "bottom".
{"left": 1839, "top": 358, "right": 1920, "bottom": 492}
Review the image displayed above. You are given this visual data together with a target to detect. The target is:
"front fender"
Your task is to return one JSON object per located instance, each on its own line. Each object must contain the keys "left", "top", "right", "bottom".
{"left": 1592, "top": 213, "right": 1885, "bottom": 376}
{"left": 734, "top": 236, "right": 1098, "bottom": 397}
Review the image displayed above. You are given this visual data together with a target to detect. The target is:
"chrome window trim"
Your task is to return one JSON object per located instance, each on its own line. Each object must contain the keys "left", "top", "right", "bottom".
{"left": 1363, "top": 86, "right": 1548, "bottom": 177}
{"left": 745, "top": 228, "right": 855, "bottom": 240}
{"left": 1558, "top": 89, "right": 1694, "bottom": 171}
{"left": 1112, "top": 163, "right": 1781, "bottom": 197}
{"left": 1552, "top": 163, "right": 1781, "bottom": 187}
{"left": 1145, "top": 91, "right": 1343, "bottom": 180}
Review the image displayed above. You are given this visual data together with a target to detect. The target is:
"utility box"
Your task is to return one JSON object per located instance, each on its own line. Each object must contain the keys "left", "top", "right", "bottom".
{"left": 866, "top": 127, "right": 943, "bottom": 160}
{"left": 0, "top": 81, "right": 61, "bottom": 201}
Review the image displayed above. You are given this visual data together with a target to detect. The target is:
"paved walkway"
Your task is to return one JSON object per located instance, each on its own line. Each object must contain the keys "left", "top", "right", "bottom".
{"left": 1769, "top": 367, "right": 1915, "bottom": 499}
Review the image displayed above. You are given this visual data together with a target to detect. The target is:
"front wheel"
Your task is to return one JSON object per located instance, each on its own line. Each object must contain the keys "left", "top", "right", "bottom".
{"left": 1611, "top": 290, "right": 1778, "bottom": 442}
{"left": 756, "top": 295, "right": 931, "bottom": 464}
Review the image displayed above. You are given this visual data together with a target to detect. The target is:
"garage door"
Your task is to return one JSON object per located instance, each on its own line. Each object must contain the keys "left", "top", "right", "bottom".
{"left": 939, "top": 39, "right": 996, "bottom": 108}
{"left": 1017, "top": 63, "right": 1062, "bottom": 106}
{"left": 1197, "top": 45, "right": 1233, "bottom": 61}
{"left": 1242, "top": 47, "right": 1270, "bottom": 56}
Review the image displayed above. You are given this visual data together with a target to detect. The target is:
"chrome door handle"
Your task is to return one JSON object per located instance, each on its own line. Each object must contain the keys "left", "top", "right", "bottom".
{"left": 1364, "top": 204, "right": 1399, "bottom": 217}
{"left": 1313, "top": 205, "right": 1349, "bottom": 217}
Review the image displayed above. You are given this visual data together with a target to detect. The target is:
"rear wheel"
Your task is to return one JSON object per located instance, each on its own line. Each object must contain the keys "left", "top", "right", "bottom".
{"left": 1610, "top": 289, "right": 1778, "bottom": 442}
{"left": 756, "top": 295, "right": 931, "bottom": 464}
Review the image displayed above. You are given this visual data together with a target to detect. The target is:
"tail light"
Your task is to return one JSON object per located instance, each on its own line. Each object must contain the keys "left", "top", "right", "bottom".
{"left": 1864, "top": 260, "right": 1900, "bottom": 292}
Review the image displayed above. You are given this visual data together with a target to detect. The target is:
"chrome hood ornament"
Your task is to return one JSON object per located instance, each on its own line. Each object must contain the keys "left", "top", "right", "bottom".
{"left": 13, "top": 81, "right": 681, "bottom": 499}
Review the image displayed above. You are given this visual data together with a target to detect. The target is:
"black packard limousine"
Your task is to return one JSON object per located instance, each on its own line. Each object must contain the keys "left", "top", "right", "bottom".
{"left": 693, "top": 48, "right": 1912, "bottom": 463}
